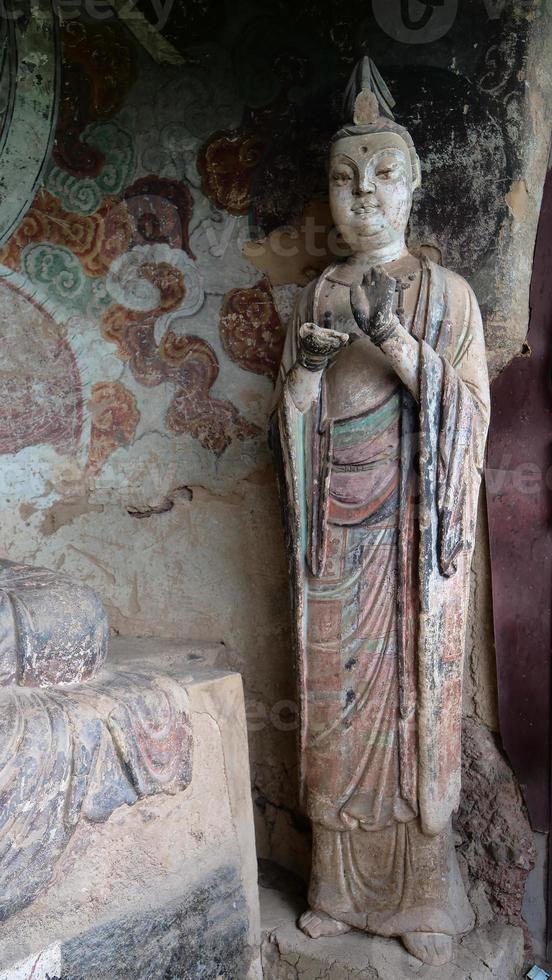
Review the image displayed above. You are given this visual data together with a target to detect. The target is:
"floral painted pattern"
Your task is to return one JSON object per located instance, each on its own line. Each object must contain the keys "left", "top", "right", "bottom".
{"left": 219, "top": 278, "right": 286, "bottom": 382}
{"left": 87, "top": 381, "right": 140, "bottom": 475}
{"left": 197, "top": 129, "right": 266, "bottom": 215}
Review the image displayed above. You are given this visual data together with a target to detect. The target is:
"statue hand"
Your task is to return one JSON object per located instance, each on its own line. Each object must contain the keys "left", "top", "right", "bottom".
{"left": 350, "top": 267, "right": 398, "bottom": 347}
{"left": 297, "top": 321, "right": 349, "bottom": 372}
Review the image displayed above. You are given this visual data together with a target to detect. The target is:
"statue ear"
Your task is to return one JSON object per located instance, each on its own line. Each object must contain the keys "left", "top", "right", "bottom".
{"left": 411, "top": 153, "right": 422, "bottom": 191}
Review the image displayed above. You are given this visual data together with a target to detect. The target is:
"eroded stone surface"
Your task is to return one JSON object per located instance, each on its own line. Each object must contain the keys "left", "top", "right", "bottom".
{"left": 0, "top": 946, "right": 62, "bottom": 980}
{"left": 62, "top": 866, "right": 252, "bottom": 980}
{"left": 1, "top": 867, "right": 255, "bottom": 980}
{"left": 0, "top": 559, "right": 108, "bottom": 687}
{"left": 0, "top": 664, "right": 192, "bottom": 922}
{"left": 457, "top": 717, "right": 536, "bottom": 939}
{"left": 0, "top": 642, "right": 261, "bottom": 980}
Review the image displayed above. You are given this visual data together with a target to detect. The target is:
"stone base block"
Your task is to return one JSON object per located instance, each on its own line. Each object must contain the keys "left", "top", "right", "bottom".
{"left": 260, "top": 878, "right": 525, "bottom": 979}
{"left": 0, "top": 639, "right": 261, "bottom": 980}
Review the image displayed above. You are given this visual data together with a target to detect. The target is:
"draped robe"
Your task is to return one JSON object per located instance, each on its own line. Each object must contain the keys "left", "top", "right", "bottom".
{"left": 271, "top": 256, "right": 490, "bottom": 935}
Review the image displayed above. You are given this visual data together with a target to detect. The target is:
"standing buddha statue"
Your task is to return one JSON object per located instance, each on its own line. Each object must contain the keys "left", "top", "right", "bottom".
{"left": 271, "top": 56, "right": 490, "bottom": 967}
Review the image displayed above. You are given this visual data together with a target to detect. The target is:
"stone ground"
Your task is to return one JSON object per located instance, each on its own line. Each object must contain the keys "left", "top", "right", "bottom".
{"left": 259, "top": 862, "right": 527, "bottom": 980}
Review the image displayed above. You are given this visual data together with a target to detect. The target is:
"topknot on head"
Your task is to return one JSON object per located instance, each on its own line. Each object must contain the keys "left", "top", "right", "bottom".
{"left": 343, "top": 55, "right": 396, "bottom": 125}
{"left": 353, "top": 90, "right": 380, "bottom": 125}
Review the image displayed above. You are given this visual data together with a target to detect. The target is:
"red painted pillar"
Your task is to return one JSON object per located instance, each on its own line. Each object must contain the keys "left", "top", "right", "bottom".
{"left": 486, "top": 169, "right": 552, "bottom": 834}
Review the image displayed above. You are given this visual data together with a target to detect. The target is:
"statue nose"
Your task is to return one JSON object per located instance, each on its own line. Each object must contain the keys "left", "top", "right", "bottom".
{"left": 357, "top": 176, "right": 376, "bottom": 195}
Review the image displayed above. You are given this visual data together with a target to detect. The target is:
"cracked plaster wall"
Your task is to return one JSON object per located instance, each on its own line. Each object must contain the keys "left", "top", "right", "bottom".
{"left": 0, "top": 0, "right": 551, "bottom": 878}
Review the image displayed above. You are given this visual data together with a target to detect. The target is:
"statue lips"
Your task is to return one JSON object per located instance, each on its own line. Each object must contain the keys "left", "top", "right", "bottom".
{"left": 351, "top": 205, "right": 384, "bottom": 235}
{"left": 352, "top": 204, "right": 380, "bottom": 215}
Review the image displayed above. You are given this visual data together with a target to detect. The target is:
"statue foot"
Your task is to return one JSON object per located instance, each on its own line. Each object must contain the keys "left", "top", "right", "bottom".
{"left": 401, "top": 932, "right": 453, "bottom": 966}
{"left": 298, "top": 909, "right": 352, "bottom": 938}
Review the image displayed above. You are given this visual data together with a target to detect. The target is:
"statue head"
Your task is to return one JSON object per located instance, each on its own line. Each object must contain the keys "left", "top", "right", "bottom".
{"left": 329, "top": 57, "right": 421, "bottom": 256}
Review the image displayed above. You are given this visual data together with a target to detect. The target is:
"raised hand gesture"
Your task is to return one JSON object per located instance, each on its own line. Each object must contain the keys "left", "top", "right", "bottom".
{"left": 350, "top": 267, "right": 398, "bottom": 347}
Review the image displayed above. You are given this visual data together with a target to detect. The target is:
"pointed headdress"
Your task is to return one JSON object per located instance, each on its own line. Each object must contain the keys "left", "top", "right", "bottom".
{"left": 332, "top": 56, "right": 422, "bottom": 189}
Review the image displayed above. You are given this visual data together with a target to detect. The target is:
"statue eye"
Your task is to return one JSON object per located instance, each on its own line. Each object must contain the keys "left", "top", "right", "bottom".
{"left": 376, "top": 166, "right": 397, "bottom": 179}
{"left": 332, "top": 170, "right": 353, "bottom": 184}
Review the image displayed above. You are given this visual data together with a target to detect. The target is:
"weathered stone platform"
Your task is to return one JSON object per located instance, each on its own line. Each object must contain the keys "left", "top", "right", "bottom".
{"left": 0, "top": 639, "right": 261, "bottom": 980}
{"left": 260, "top": 870, "right": 525, "bottom": 980}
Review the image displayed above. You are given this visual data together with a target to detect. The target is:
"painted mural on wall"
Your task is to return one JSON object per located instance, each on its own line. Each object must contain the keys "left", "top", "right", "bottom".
{"left": 0, "top": 16, "right": 279, "bottom": 484}
{"left": 0, "top": 0, "right": 532, "bottom": 496}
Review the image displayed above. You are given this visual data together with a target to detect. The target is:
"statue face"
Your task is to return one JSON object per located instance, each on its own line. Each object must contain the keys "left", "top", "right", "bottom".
{"left": 329, "top": 132, "right": 413, "bottom": 254}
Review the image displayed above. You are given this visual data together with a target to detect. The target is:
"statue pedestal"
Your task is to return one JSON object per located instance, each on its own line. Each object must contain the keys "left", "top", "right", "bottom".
{"left": 260, "top": 869, "right": 525, "bottom": 980}
{"left": 0, "top": 639, "right": 261, "bottom": 980}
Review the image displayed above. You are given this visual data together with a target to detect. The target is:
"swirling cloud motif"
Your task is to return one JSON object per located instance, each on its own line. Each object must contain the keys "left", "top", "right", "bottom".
{"left": 46, "top": 121, "right": 136, "bottom": 216}
{"left": 22, "top": 243, "right": 85, "bottom": 304}
{"left": 163, "top": 336, "right": 260, "bottom": 454}
{"left": 0, "top": 189, "right": 133, "bottom": 279}
{"left": 106, "top": 244, "right": 204, "bottom": 319}
{"left": 20, "top": 243, "right": 112, "bottom": 320}
{"left": 101, "top": 286, "right": 259, "bottom": 454}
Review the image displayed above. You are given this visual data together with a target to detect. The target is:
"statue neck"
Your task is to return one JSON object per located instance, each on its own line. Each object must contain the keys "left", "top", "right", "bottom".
{"left": 348, "top": 240, "right": 409, "bottom": 267}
